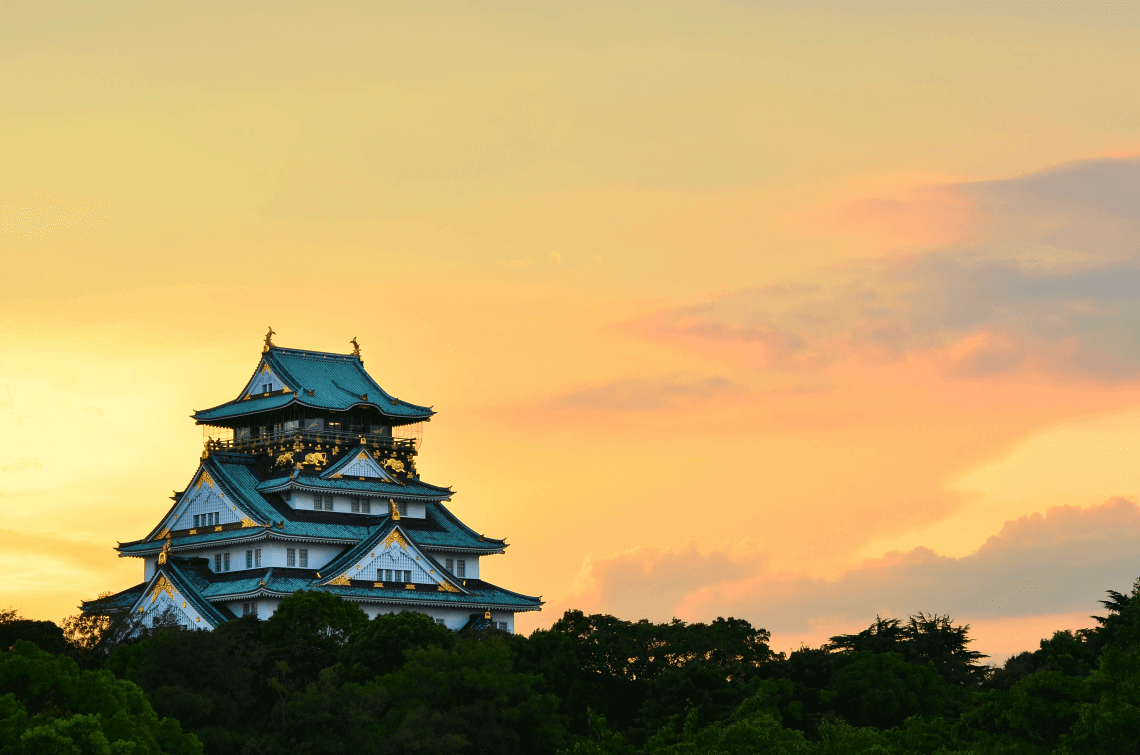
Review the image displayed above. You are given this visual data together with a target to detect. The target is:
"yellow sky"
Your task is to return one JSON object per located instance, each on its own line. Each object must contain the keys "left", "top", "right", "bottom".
{"left": 3, "top": 2, "right": 1140, "bottom": 658}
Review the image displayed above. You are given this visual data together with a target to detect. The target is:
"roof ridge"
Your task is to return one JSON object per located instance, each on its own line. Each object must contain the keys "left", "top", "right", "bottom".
{"left": 271, "top": 346, "right": 357, "bottom": 360}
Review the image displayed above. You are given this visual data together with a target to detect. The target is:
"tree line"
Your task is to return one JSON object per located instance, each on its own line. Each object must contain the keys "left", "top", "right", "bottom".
{"left": 5, "top": 580, "right": 1140, "bottom": 754}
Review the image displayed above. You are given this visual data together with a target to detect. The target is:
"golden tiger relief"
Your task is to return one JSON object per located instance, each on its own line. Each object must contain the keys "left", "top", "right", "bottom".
{"left": 304, "top": 452, "right": 328, "bottom": 466}
{"left": 274, "top": 451, "right": 294, "bottom": 467}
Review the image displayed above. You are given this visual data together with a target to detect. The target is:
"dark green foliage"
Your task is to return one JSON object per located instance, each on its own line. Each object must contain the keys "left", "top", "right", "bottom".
{"left": 0, "top": 620, "right": 72, "bottom": 656}
{"left": 340, "top": 610, "right": 455, "bottom": 680}
{"left": 828, "top": 613, "right": 987, "bottom": 686}
{"left": 376, "top": 633, "right": 565, "bottom": 754}
{"left": 20, "top": 577, "right": 1140, "bottom": 754}
{"left": 261, "top": 590, "right": 369, "bottom": 683}
{"left": 542, "top": 610, "right": 776, "bottom": 741}
{"left": 0, "top": 640, "right": 202, "bottom": 754}
{"left": 823, "top": 651, "right": 959, "bottom": 729}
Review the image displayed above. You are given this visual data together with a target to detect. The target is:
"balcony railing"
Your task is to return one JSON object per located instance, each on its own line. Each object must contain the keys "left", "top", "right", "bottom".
{"left": 205, "top": 428, "right": 418, "bottom": 455}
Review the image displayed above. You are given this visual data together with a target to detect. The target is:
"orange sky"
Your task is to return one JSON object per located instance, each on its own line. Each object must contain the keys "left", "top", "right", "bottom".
{"left": 3, "top": 2, "right": 1140, "bottom": 660}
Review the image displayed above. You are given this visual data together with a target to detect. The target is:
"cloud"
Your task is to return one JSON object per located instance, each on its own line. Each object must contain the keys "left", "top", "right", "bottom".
{"left": 0, "top": 457, "right": 42, "bottom": 473}
{"left": 558, "top": 543, "right": 763, "bottom": 624}
{"left": 564, "top": 498, "right": 1140, "bottom": 638}
{"left": 626, "top": 157, "right": 1140, "bottom": 381}
{"left": 548, "top": 375, "right": 745, "bottom": 412}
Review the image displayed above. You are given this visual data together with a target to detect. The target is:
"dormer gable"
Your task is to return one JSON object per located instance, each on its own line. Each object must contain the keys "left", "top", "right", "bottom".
{"left": 317, "top": 525, "right": 466, "bottom": 593}
{"left": 320, "top": 447, "right": 397, "bottom": 482}
{"left": 127, "top": 561, "right": 223, "bottom": 630}
{"left": 240, "top": 359, "right": 293, "bottom": 400}
{"left": 150, "top": 464, "right": 262, "bottom": 539}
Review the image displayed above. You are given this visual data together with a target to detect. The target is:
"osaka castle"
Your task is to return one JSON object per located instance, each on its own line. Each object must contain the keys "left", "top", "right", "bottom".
{"left": 85, "top": 332, "right": 541, "bottom": 632}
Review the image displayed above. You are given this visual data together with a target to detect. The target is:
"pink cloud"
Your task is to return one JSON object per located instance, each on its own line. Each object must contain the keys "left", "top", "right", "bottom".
{"left": 555, "top": 498, "right": 1140, "bottom": 658}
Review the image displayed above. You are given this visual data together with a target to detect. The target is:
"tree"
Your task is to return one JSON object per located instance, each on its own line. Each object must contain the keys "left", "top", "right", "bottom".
{"left": 261, "top": 590, "right": 368, "bottom": 683}
{"left": 0, "top": 617, "right": 72, "bottom": 657}
{"left": 376, "top": 633, "right": 565, "bottom": 755}
{"left": 823, "top": 652, "right": 959, "bottom": 729}
{"left": 827, "top": 613, "right": 986, "bottom": 687}
{"left": 0, "top": 640, "right": 202, "bottom": 755}
{"left": 340, "top": 610, "right": 455, "bottom": 681}
{"left": 106, "top": 620, "right": 267, "bottom": 755}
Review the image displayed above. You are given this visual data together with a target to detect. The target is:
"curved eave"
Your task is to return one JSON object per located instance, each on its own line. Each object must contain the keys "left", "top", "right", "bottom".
{"left": 259, "top": 477, "right": 453, "bottom": 500}
{"left": 328, "top": 594, "right": 544, "bottom": 612}
{"left": 193, "top": 396, "right": 434, "bottom": 425}
{"left": 117, "top": 528, "right": 370, "bottom": 557}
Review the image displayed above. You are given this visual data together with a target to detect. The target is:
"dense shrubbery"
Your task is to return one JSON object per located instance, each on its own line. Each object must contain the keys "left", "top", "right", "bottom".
{"left": 8, "top": 582, "right": 1140, "bottom": 753}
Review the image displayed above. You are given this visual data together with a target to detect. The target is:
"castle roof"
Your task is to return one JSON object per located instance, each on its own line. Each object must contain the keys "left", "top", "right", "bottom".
{"left": 192, "top": 346, "right": 434, "bottom": 424}
{"left": 116, "top": 452, "right": 506, "bottom": 557}
{"left": 87, "top": 563, "right": 541, "bottom": 619}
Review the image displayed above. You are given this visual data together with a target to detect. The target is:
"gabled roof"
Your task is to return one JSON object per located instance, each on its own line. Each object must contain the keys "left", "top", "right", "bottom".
{"left": 193, "top": 346, "right": 434, "bottom": 424}
{"left": 114, "top": 558, "right": 233, "bottom": 629}
{"left": 321, "top": 447, "right": 397, "bottom": 482}
{"left": 315, "top": 520, "right": 467, "bottom": 593}
{"left": 134, "top": 453, "right": 279, "bottom": 544}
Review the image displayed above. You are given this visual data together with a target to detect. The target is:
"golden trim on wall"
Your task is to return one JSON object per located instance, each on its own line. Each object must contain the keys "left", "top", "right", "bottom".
{"left": 382, "top": 529, "right": 408, "bottom": 550}
{"left": 150, "top": 574, "right": 174, "bottom": 603}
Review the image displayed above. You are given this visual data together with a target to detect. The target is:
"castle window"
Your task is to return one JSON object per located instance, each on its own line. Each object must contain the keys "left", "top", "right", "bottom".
{"left": 351, "top": 497, "right": 361, "bottom": 514}
{"left": 287, "top": 548, "right": 295, "bottom": 567}
{"left": 435, "top": 618, "right": 445, "bottom": 626}
{"left": 263, "top": 383, "right": 271, "bottom": 393}
{"left": 445, "top": 558, "right": 454, "bottom": 573}
{"left": 215, "top": 554, "right": 222, "bottom": 572}
{"left": 245, "top": 550, "right": 253, "bottom": 568}
{"left": 401, "top": 570, "right": 412, "bottom": 583}
{"left": 255, "top": 549, "right": 262, "bottom": 567}
{"left": 361, "top": 499, "right": 371, "bottom": 514}
{"left": 312, "top": 495, "right": 321, "bottom": 510}
{"left": 397, "top": 501, "right": 407, "bottom": 517}
{"left": 299, "top": 549, "right": 308, "bottom": 568}
{"left": 223, "top": 553, "right": 230, "bottom": 571}
{"left": 456, "top": 560, "right": 466, "bottom": 578}
{"left": 383, "top": 569, "right": 393, "bottom": 581}
{"left": 193, "top": 515, "right": 199, "bottom": 528}
{"left": 242, "top": 602, "right": 258, "bottom": 617}
{"left": 325, "top": 496, "right": 334, "bottom": 511}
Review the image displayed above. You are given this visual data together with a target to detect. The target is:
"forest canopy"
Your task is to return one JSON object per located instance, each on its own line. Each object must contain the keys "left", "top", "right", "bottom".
{"left": 5, "top": 582, "right": 1140, "bottom": 754}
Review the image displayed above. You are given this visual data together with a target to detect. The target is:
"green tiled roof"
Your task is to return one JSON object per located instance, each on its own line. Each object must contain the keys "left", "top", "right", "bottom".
{"left": 325, "top": 579, "right": 542, "bottom": 610}
{"left": 81, "top": 584, "right": 146, "bottom": 614}
{"left": 258, "top": 473, "right": 452, "bottom": 499}
{"left": 82, "top": 567, "right": 540, "bottom": 620}
{"left": 163, "top": 560, "right": 234, "bottom": 626}
{"left": 119, "top": 501, "right": 500, "bottom": 557}
{"left": 193, "top": 346, "right": 433, "bottom": 423}
{"left": 208, "top": 454, "right": 282, "bottom": 522}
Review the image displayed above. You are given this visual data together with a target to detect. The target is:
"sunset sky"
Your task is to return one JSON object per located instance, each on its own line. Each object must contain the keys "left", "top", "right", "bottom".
{"left": 4, "top": 2, "right": 1140, "bottom": 659}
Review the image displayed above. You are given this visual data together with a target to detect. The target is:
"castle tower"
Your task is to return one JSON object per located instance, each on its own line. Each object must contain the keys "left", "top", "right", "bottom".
{"left": 86, "top": 338, "right": 541, "bottom": 632}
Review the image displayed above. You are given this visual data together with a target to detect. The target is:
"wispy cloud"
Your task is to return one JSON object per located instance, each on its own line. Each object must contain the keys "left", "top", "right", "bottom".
{"left": 562, "top": 498, "right": 1140, "bottom": 638}
{"left": 548, "top": 375, "right": 745, "bottom": 412}
{"left": 627, "top": 158, "right": 1140, "bottom": 381}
